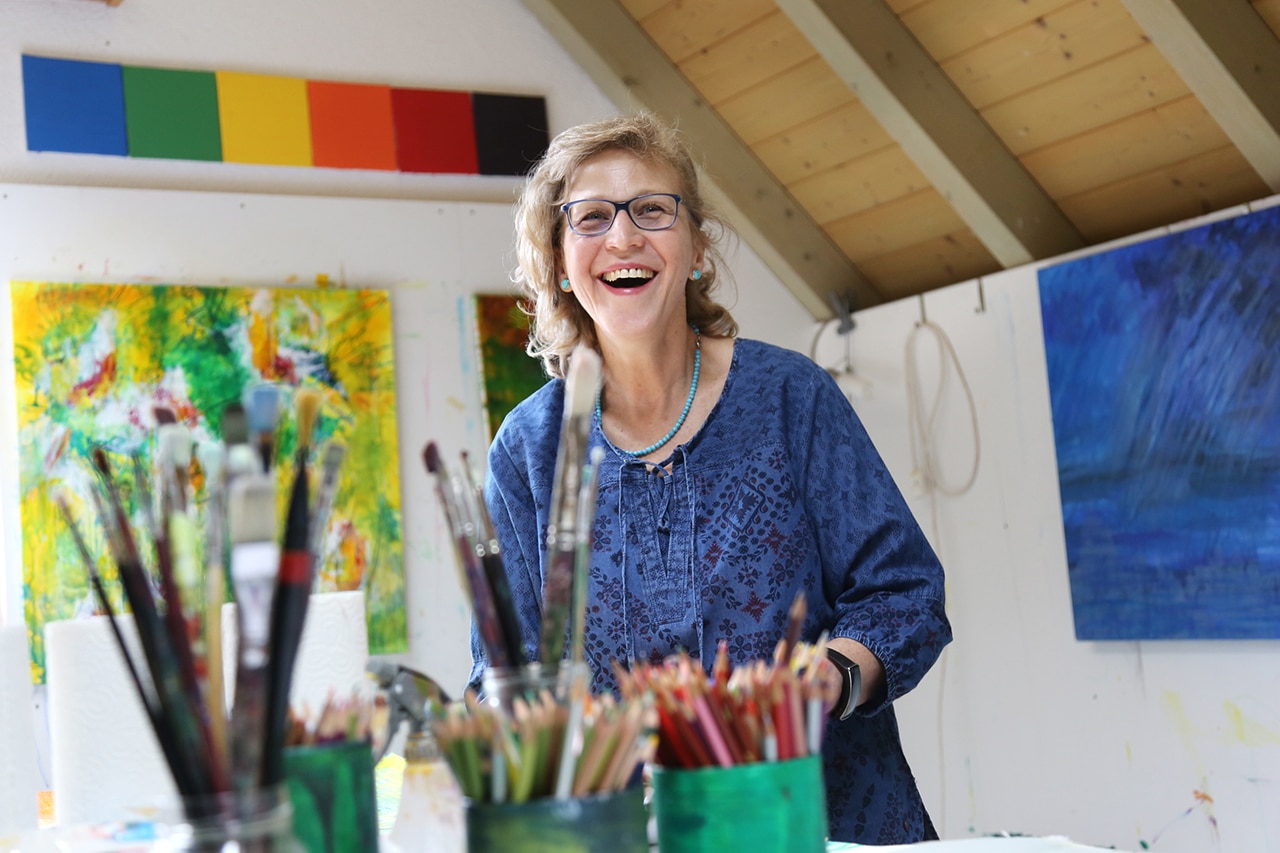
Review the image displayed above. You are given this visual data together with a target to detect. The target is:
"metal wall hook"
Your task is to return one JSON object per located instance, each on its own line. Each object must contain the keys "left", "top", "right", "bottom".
{"left": 975, "top": 279, "right": 987, "bottom": 314}
{"left": 916, "top": 293, "right": 927, "bottom": 327}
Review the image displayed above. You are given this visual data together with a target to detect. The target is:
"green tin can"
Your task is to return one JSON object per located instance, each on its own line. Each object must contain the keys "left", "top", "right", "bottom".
{"left": 465, "top": 787, "right": 649, "bottom": 853}
{"left": 282, "top": 740, "right": 379, "bottom": 853}
{"left": 652, "top": 756, "right": 827, "bottom": 853}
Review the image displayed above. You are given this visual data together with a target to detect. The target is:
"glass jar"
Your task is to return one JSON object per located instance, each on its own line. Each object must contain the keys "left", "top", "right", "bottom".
{"left": 154, "top": 786, "right": 303, "bottom": 853}
{"left": 480, "top": 662, "right": 589, "bottom": 715}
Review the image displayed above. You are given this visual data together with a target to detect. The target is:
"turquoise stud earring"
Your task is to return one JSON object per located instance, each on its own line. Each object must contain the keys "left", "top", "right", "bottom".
{"left": 691, "top": 269, "right": 702, "bottom": 281}
{"left": 560, "top": 278, "right": 572, "bottom": 291}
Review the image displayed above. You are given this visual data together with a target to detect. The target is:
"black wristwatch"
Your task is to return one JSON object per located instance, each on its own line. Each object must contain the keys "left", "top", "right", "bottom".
{"left": 826, "top": 648, "right": 861, "bottom": 721}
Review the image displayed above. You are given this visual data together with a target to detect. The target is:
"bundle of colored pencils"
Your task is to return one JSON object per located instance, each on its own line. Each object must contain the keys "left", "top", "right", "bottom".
{"left": 284, "top": 689, "right": 387, "bottom": 750}
{"left": 53, "top": 384, "right": 345, "bottom": 819}
{"left": 431, "top": 689, "right": 656, "bottom": 804}
{"left": 615, "top": 638, "right": 842, "bottom": 769}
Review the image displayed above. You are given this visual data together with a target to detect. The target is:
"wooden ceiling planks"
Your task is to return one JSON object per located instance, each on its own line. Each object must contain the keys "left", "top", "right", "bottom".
{"left": 939, "top": 0, "right": 1151, "bottom": 111}
{"left": 541, "top": 0, "right": 1278, "bottom": 311}
{"left": 628, "top": 0, "right": 775, "bottom": 64}
{"left": 1256, "top": 0, "right": 1280, "bottom": 31}
{"left": 1059, "top": 145, "right": 1270, "bottom": 240}
{"left": 714, "top": 56, "right": 853, "bottom": 147}
{"left": 754, "top": 102, "right": 894, "bottom": 185}
{"left": 789, "top": 146, "right": 928, "bottom": 226}
{"left": 1022, "top": 95, "right": 1235, "bottom": 198}
{"left": 899, "top": 0, "right": 1083, "bottom": 63}
{"left": 1122, "top": 0, "right": 1280, "bottom": 190}
{"left": 674, "top": 10, "right": 815, "bottom": 105}
{"left": 858, "top": 230, "right": 1000, "bottom": 302}
{"left": 984, "top": 42, "right": 1191, "bottom": 157}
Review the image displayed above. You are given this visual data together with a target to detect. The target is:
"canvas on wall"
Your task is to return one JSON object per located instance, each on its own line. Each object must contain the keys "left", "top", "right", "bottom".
{"left": 1038, "top": 206, "right": 1280, "bottom": 640}
{"left": 10, "top": 281, "right": 407, "bottom": 679}
{"left": 474, "top": 293, "right": 547, "bottom": 442}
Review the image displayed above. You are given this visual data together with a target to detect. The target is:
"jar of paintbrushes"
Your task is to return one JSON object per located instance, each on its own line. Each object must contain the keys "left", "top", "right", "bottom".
{"left": 156, "top": 786, "right": 302, "bottom": 853}
{"left": 422, "top": 347, "right": 644, "bottom": 851}
{"left": 51, "top": 386, "right": 334, "bottom": 853}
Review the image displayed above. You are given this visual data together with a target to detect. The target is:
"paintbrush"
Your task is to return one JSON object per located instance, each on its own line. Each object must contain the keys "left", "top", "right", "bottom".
{"left": 157, "top": 424, "right": 205, "bottom": 686}
{"left": 308, "top": 442, "right": 346, "bottom": 590}
{"left": 89, "top": 448, "right": 214, "bottom": 801}
{"left": 259, "top": 387, "right": 321, "bottom": 787}
{"left": 570, "top": 445, "right": 604, "bottom": 667}
{"left": 423, "top": 442, "right": 511, "bottom": 669}
{"left": 154, "top": 422, "right": 222, "bottom": 794}
{"left": 551, "top": 444, "right": 604, "bottom": 797}
{"left": 226, "top": 436, "right": 275, "bottom": 794}
{"left": 196, "top": 435, "right": 230, "bottom": 786}
{"left": 54, "top": 489, "right": 201, "bottom": 797}
{"left": 540, "top": 345, "right": 602, "bottom": 668}
{"left": 459, "top": 450, "right": 525, "bottom": 668}
{"left": 244, "top": 384, "right": 283, "bottom": 473}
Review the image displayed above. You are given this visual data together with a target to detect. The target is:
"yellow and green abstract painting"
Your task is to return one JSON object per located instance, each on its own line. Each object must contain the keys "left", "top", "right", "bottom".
{"left": 11, "top": 282, "right": 407, "bottom": 680}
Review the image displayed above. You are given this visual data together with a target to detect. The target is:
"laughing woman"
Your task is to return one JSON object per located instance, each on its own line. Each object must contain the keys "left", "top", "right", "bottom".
{"left": 472, "top": 111, "right": 951, "bottom": 844}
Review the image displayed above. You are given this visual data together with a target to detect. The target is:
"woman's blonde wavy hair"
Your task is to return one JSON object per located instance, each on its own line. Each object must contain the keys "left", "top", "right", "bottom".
{"left": 512, "top": 111, "right": 738, "bottom": 379}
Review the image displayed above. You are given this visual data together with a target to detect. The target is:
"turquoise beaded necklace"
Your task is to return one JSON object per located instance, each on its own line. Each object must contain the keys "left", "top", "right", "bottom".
{"left": 596, "top": 325, "right": 701, "bottom": 457}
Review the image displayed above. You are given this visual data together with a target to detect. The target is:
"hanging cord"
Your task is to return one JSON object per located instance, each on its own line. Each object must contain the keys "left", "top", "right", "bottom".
{"left": 903, "top": 317, "right": 980, "bottom": 840}
{"left": 905, "top": 319, "right": 980, "bottom": 507}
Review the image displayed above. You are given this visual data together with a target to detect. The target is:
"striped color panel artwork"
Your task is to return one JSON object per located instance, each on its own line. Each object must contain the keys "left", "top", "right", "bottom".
{"left": 20, "top": 54, "right": 550, "bottom": 176}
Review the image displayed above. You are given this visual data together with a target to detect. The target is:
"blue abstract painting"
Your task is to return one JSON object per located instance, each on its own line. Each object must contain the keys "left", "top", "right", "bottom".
{"left": 1039, "top": 205, "right": 1280, "bottom": 640}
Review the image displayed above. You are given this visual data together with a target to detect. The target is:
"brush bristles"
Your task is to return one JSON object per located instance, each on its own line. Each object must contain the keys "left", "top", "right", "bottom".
{"left": 221, "top": 403, "right": 249, "bottom": 447}
{"left": 423, "top": 441, "right": 443, "bottom": 475}
{"left": 294, "top": 388, "right": 321, "bottom": 453}
{"left": 245, "top": 385, "right": 282, "bottom": 432}
{"left": 564, "top": 345, "right": 602, "bottom": 419}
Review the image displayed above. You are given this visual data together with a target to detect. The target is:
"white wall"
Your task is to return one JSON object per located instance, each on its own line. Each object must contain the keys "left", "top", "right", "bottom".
{"left": 0, "top": 0, "right": 815, "bottom": 813}
{"left": 809, "top": 198, "right": 1280, "bottom": 853}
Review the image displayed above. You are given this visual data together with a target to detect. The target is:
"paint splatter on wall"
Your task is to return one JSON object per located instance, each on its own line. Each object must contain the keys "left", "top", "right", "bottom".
{"left": 10, "top": 281, "right": 407, "bottom": 680}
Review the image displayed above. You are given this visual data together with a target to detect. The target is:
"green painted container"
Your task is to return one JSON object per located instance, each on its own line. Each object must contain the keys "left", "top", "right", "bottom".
{"left": 283, "top": 740, "right": 379, "bottom": 853}
{"left": 465, "top": 787, "right": 649, "bottom": 853}
{"left": 652, "top": 756, "right": 827, "bottom": 853}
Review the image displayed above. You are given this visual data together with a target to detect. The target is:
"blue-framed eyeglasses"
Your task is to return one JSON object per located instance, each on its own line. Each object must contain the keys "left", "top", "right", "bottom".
{"left": 561, "top": 193, "right": 683, "bottom": 237}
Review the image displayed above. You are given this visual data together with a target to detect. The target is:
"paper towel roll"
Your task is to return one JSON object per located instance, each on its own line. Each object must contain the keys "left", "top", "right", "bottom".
{"left": 45, "top": 615, "right": 176, "bottom": 826}
{"left": 222, "top": 590, "right": 369, "bottom": 713}
{"left": 0, "top": 626, "right": 40, "bottom": 837}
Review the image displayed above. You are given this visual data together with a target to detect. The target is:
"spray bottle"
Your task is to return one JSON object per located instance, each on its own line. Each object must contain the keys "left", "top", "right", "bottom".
{"left": 368, "top": 661, "right": 465, "bottom": 853}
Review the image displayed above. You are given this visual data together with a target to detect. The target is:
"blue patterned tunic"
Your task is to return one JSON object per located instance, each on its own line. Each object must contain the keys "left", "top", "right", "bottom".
{"left": 472, "top": 338, "right": 951, "bottom": 843}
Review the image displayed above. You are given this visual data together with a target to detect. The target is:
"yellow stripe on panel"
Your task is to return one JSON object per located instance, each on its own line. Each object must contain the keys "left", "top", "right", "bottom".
{"left": 216, "top": 71, "right": 313, "bottom": 166}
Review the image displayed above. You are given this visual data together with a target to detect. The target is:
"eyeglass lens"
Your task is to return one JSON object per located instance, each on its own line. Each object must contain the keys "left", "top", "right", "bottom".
{"left": 563, "top": 193, "right": 680, "bottom": 235}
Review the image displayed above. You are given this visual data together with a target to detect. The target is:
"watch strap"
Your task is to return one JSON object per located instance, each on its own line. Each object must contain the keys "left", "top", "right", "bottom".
{"left": 826, "top": 647, "right": 861, "bottom": 721}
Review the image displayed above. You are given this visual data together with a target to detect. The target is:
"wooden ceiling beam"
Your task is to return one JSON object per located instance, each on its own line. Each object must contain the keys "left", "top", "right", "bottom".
{"left": 776, "top": 0, "right": 1086, "bottom": 268}
{"left": 518, "top": 0, "right": 883, "bottom": 318}
{"left": 1120, "top": 0, "right": 1280, "bottom": 192}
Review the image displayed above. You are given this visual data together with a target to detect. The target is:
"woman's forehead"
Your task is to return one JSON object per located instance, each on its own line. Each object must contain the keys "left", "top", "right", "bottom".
{"left": 565, "top": 150, "right": 682, "bottom": 198}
